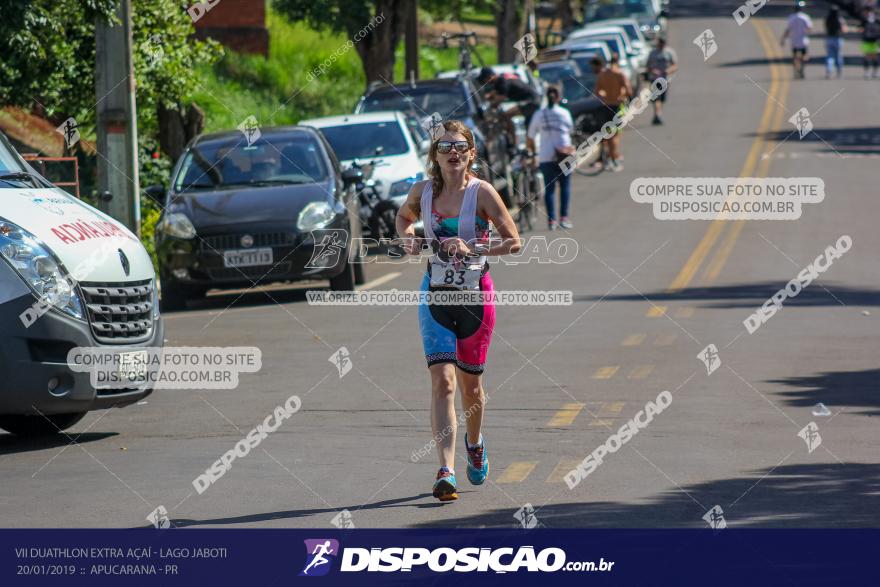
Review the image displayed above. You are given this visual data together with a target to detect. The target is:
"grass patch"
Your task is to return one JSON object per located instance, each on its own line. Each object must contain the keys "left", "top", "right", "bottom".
{"left": 191, "top": 8, "right": 498, "bottom": 133}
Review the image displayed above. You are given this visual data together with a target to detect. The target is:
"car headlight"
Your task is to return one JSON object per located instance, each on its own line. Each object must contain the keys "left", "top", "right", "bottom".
{"left": 157, "top": 212, "right": 197, "bottom": 239}
{"left": 0, "top": 218, "right": 85, "bottom": 321}
{"left": 389, "top": 172, "right": 425, "bottom": 198}
{"left": 297, "top": 201, "right": 336, "bottom": 231}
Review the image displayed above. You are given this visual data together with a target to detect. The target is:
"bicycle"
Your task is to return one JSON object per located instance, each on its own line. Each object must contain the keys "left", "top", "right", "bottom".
{"left": 511, "top": 148, "right": 543, "bottom": 232}
{"left": 440, "top": 31, "right": 484, "bottom": 75}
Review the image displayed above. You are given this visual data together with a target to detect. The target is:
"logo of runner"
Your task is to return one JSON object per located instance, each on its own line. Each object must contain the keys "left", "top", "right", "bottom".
{"left": 300, "top": 539, "right": 339, "bottom": 576}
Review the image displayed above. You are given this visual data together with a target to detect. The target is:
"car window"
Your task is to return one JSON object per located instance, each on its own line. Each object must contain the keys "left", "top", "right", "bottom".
{"left": 586, "top": 0, "right": 655, "bottom": 21}
{"left": 320, "top": 122, "right": 409, "bottom": 161}
{"left": 361, "top": 87, "right": 474, "bottom": 121}
{"left": 174, "top": 134, "right": 329, "bottom": 192}
{"left": 560, "top": 75, "right": 597, "bottom": 101}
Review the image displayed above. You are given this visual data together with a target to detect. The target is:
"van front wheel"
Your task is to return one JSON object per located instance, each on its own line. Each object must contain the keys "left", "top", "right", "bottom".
{"left": 0, "top": 412, "right": 87, "bottom": 437}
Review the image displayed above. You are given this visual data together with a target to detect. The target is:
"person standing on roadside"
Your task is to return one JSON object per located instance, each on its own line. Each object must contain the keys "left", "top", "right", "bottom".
{"left": 527, "top": 84, "right": 575, "bottom": 230}
{"left": 860, "top": 8, "right": 880, "bottom": 78}
{"left": 593, "top": 54, "right": 632, "bottom": 172}
{"left": 781, "top": 1, "right": 813, "bottom": 79}
{"left": 645, "top": 37, "right": 678, "bottom": 125}
{"left": 825, "top": 5, "right": 848, "bottom": 78}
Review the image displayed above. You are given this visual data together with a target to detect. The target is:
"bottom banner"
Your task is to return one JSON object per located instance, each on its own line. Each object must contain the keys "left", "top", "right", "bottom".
{"left": 1, "top": 529, "right": 873, "bottom": 585}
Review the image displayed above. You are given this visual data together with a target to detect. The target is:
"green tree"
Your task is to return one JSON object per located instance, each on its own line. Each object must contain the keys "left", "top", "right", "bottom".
{"left": 273, "top": 0, "right": 409, "bottom": 84}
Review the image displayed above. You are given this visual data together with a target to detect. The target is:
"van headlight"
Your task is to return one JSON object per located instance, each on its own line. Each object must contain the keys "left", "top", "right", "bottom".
{"left": 389, "top": 172, "right": 424, "bottom": 198}
{"left": 0, "top": 219, "right": 85, "bottom": 321}
{"left": 297, "top": 202, "right": 335, "bottom": 231}
{"left": 156, "top": 212, "right": 197, "bottom": 239}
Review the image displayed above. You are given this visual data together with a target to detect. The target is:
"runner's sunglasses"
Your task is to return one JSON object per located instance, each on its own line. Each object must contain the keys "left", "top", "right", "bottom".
{"left": 435, "top": 140, "right": 470, "bottom": 154}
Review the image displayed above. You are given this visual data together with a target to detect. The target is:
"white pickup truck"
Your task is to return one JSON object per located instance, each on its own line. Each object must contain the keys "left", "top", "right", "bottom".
{"left": 0, "top": 132, "right": 163, "bottom": 436}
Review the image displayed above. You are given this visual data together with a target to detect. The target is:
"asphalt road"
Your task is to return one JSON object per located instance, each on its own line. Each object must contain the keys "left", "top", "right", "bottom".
{"left": 2, "top": 1, "right": 878, "bottom": 530}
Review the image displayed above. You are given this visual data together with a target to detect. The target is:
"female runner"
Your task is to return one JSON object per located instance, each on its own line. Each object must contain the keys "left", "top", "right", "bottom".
{"left": 396, "top": 120, "right": 521, "bottom": 501}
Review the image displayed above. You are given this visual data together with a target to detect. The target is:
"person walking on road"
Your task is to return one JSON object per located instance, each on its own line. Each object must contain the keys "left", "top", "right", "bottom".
{"left": 860, "top": 8, "right": 880, "bottom": 78}
{"left": 645, "top": 37, "right": 678, "bottom": 125}
{"left": 396, "top": 120, "right": 521, "bottom": 502}
{"left": 593, "top": 54, "right": 632, "bottom": 172}
{"left": 824, "top": 5, "right": 848, "bottom": 78}
{"left": 527, "top": 84, "right": 575, "bottom": 230}
{"left": 781, "top": 1, "right": 814, "bottom": 79}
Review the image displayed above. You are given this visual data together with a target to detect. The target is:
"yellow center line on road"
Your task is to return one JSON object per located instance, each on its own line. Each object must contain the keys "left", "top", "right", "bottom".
{"left": 496, "top": 461, "right": 538, "bottom": 484}
{"left": 654, "top": 333, "right": 678, "bottom": 346}
{"left": 622, "top": 333, "right": 647, "bottom": 346}
{"left": 602, "top": 401, "right": 626, "bottom": 414}
{"left": 645, "top": 305, "right": 667, "bottom": 317}
{"left": 592, "top": 366, "right": 620, "bottom": 379}
{"left": 547, "top": 402, "right": 586, "bottom": 427}
{"left": 701, "top": 20, "right": 790, "bottom": 284}
{"left": 666, "top": 19, "right": 788, "bottom": 294}
{"left": 627, "top": 365, "right": 655, "bottom": 379}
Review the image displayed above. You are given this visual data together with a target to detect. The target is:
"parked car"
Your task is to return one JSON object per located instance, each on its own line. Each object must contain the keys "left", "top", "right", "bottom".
{"left": 581, "top": 18, "right": 649, "bottom": 67}
{"left": 300, "top": 111, "right": 427, "bottom": 239}
{"left": 151, "top": 126, "right": 365, "bottom": 311}
{"left": 0, "top": 132, "right": 163, "bottom": 436}
{"left": 538, "top": 60, "right": 584, "bottom": 85}
{"left": 563, "top": 30, "right": 640, "bottom": 85}
{"left": 583, "top": 0, "right": 666, "bottom": 40}
{"left": 540, "top": 42, "right": 612, "bottom": 77}
{"left": 354, "top": 77, "right": 512, "bottom": 198}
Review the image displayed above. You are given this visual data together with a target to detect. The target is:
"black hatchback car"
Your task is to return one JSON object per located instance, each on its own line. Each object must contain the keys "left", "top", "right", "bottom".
{"left": 151, "top": 126, "right": 364, "bottom": 311}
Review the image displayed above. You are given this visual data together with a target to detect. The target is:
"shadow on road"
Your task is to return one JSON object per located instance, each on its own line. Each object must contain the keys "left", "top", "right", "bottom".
{"left": 0, "top": 432, "right": 117, "bottom": 456}
{"left": 575, "top": 281, "right": 880, "bottom": 309}
{"left": 756, "top": 125, "right": 880, "bottom": 155}
{"left": 160, "top": 492, "right": 434, "bottom": 528}
{"left": 771, "top": 367, "right": 880, "bottom": 416}
{"left": 412, "top": 463, "right": 880, "bottom": 528}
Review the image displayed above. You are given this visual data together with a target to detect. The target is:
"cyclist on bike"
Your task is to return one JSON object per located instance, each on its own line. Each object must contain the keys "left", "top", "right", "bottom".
{"left": 477, "top": 67, "right": 542, "bottom": 145}
{"left": 527, "top": 85, "right": 575, "bottom": 230}
{"left": 593, "top": 55, "right": 632, "bottom": 172}
{"left": 396, "top": 120, "right": 521, "bottom": 502}
{"left": 781, "top": 1, "right": 813, "bottom": 79}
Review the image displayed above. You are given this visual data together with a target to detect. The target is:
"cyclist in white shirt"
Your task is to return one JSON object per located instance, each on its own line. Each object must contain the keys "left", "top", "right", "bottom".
{"left": 781, "top": 1, "right": 814, "bottom": 79}
{"left": 526, "top": 85, "right": 575, "bottom": 230}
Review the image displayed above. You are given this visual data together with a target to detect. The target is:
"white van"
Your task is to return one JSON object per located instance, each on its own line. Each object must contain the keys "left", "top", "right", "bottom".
{"left": 0, "top": 132, "right": 163, "bottom": 436}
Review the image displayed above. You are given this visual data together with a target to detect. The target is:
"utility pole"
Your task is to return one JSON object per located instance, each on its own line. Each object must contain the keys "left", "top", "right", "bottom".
{"left": 405, "top": 0, "right": 419, "bottom": 82}
{"left": 95, "top": 0, "right": 140, "bottom": 234}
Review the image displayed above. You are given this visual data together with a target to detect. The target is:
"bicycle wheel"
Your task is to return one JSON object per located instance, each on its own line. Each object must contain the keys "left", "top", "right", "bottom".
{"left": 514, "top": 170, "right": 533, "bottom": 232}
{"left": 574, "top": 143, "right": 604, "bottom": 177}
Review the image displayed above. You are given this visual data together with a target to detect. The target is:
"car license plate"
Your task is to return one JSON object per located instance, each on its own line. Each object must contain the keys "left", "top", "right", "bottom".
{"left": 223, "top": 247, "right": 273, "bottom": 268}
{"left": 117, "top": 350, "right": 148, "bottom": 385}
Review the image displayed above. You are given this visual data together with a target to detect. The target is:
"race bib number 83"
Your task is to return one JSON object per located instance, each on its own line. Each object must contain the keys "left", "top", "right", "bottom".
{"left": 430, "top": 260, "right": 482, "bottom": 290}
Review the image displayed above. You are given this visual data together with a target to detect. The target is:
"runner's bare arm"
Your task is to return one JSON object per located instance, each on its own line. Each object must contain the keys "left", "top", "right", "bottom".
{"left": 477, "top": 181, "right": 521, "bottom": 256}
{"left": 396, "top": 180, "right": 427, "bottom": 254}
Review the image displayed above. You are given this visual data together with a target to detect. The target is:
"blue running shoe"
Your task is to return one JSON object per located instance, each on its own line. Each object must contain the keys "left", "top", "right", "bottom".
{"left": 465, "top": 433, "right": 489, "bottom": 485}
{"left": 432, "top": 467, "right": 458, "bottom": 501}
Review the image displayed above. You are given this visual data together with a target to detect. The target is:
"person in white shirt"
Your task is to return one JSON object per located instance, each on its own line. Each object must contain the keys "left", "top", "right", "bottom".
{"left": 781, "top": 1, "right": 814, "bottom": 78}
{"left": 526, "top": 85, "right": 575, "bottom": 230}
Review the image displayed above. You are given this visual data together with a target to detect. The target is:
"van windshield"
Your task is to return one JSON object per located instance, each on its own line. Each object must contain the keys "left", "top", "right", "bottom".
{"left": 0, "top": 136, "right": 26, "bottom": 175}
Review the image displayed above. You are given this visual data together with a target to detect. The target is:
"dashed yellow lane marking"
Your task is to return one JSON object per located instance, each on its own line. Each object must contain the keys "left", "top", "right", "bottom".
{"left": 592, "top": 366, "right": 620, "bottom": 379}
{"left": 547, "top": 403, "right": 585, "bottom": 427}
{"left": 602, "top": 401, "right": 626, "bottom": 414}
{"left": 645, "top": 305, "right": 667, "bottom": 318}
{"left": 588, "top": 418, "right": 616, "bottom": 428}
{"left": 496, "top": 461, "right": 538, "bottom": 484}
{"left": 546, "top": 459, "right": 582, "bottom": 483}
{"left": 674, "top": 307, "right": 695, "bottom": 318}
{"left": 654, "top": 333, "right": 678, "bottom": 346}
{"left": 627, "top": 365, "right": 655, "bottom": 379}
{"left": 621, "top": 333, "right": 647, "bottom": 346}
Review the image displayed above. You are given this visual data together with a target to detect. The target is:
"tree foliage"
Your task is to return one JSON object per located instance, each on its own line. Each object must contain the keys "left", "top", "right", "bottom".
{"left": 0, "top": 0, "right": 220, "bottom": 133}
